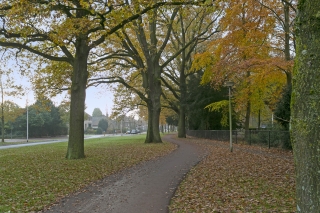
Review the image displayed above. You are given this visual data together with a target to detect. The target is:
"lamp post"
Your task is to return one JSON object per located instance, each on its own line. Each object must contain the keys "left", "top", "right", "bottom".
{"left": 121, "top": 118, "right": 123, "bottom": 136}
{"left": 226, "top": 81, "right": 234, "bottom": 152}
{"left": 26, "top": 98, "right": 29, "bottom": 143}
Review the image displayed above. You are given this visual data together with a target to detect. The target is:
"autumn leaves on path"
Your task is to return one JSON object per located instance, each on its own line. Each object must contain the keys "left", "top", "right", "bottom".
{"left": 170, "top": 136, "right": 296, "bottom": 212}
{"left": 45, "top": 134, "right": 206, "bottom": 213}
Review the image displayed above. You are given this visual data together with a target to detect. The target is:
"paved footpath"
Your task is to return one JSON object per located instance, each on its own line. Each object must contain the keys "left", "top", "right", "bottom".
{"left": 43, "top": 134, "right": 207, "bottom": 213}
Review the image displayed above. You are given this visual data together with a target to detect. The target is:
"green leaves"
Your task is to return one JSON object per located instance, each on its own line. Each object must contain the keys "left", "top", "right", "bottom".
{"left": 205, "top": 100, "right": 229, "bottom": 127}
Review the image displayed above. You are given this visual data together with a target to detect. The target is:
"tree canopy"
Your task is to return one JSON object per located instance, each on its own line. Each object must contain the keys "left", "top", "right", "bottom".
{"left": 92, "top": 108, "right": 103, "bottom": 117}
{"left": 0, "top": 0, "right": 212, "bottom": 159}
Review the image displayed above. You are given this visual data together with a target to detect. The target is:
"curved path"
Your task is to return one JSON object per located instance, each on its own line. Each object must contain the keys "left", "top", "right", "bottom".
{"left": 44, "top": 134, "right": 207, "bottom": 213}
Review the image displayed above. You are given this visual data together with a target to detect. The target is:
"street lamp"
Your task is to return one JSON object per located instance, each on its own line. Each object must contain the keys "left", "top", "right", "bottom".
{"left": 26, "top": 98, "right": 29, "bottom": 143}
{"left": 225, "top": 81, "right": 234, "bottom": 152}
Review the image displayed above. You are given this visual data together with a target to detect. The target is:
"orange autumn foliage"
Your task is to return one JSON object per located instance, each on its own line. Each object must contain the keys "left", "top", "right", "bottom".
{"left": 192, "top": 0, "right": 293, "bottom": 121}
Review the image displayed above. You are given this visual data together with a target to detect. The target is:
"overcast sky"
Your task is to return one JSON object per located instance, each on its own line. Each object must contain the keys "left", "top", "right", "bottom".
{"left": 3, "top": 55, "right": 114, "bottom": 116}
{"left": 3, "top": 71, "right": 114, "bottom": 116}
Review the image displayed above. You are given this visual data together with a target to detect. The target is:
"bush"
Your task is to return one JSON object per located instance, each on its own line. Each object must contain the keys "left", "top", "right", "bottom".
{"left": 84, "top": 128, "right": 96, "bottom": 135}
{"left": 96, "top": 127, "right": 103, "bottom": 134}
{"left": 246, "top": 128, "right": 291, "bottom": 149}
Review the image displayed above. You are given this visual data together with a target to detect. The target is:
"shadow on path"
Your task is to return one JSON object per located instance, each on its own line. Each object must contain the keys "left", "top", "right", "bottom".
{"left": 43, "top": 134, "right": 207, "bottom": 213}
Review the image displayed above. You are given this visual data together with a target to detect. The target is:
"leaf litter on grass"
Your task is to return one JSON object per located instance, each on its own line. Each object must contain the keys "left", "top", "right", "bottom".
{"left": 0, "top": 136, "right": 176, "bottom": 213}
{"left": 169, "top": 137, "right": 295, "bottom": 213}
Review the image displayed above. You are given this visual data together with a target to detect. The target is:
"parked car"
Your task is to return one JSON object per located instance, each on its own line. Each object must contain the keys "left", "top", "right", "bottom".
{"left": 126, "top": 130, "right": 131, "bottom": 134}
{"left": 130, "top": 129, "right": 137, "bottom": 134}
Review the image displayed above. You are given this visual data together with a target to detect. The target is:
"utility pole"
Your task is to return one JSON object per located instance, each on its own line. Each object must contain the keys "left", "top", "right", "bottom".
{"left": 226, "top": 81, "right": 234, "bottom": 152}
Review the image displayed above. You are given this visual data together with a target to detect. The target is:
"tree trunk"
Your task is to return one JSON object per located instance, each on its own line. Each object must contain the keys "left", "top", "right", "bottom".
{"left": 258, "top": 109, "right": 261, "bottom": 129}
{"left": 244, "top": 100, "right": 251, "bottom": 139}
{"left": 145, "top": 103, "right": 153, "bottom": 142}
{"left": 145, "top": 98, "right": 162, "bottom": 143}
{"left": 66, "top": 36, "right": 89, "bottom": 159}
{"left": 291, "top": 1, "right": 320, "bottom": 211}
{"left": 178, "top": 52, "right": 187, "bottom": 138}
{"left": 283, "top": 1, "right": 293, "bottom": 88}
{"left": 147, "top": 69, "right": 162, "bottom": 143}
{"left": 244, "top": 71, "right": 251, "bottom": 139}
{"left": 144, "top": 64, "right": 162, "bottom": 143}
{"left": 178, "top": 109, "right": 186, "bottom": 138}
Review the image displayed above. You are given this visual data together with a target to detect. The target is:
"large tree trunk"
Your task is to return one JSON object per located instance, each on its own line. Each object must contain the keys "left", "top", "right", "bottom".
{"left": 66, "top": 36, "right": 89, "bottom": 159}
{"left": 178, "top": 109, "right": 186, "bottom": 138}
{"left": 244, "top": 100, "right": 251, "bottom": 139}
{"left": 283, "top": 1, "right": 293, "bottom": 88}
{"left": 145, "top": 65, "right": 162, "bottom": 143}
{"left": 291, "top": 1, "right": 320, "bottom": 211}
{"left": 145, "top": 104, "right": 153, "bottom": 142}
{"left": 178, "top": 72, "right": 186, "bottom": 138}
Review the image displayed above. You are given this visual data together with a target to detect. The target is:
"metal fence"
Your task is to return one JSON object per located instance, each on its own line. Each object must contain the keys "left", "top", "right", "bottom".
{"left": 186, "top": 129, "right": 291, "bottom": 149}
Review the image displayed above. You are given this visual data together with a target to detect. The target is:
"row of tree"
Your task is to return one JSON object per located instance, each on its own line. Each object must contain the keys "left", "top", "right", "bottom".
{"left": 110, "top": 0, "right": 294, "bottom": 136}
{"left": 0, "top": 0, "right": 319, "bottom": 210}
{"left": 0, "top": 0, "right": 216, "bottom": 159}
{"left": 0, "top": 0, "right": 293, "bottom": 156}
{"left": 0, "top": 99, "right": 68, "bottom": 139}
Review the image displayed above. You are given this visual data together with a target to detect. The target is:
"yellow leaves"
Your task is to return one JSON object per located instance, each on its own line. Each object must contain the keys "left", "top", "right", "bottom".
{"left": 192, "top": 52, "right": 214, "bottom": 71}
{"left": 192, "top": 0, "right": 291, "bottom": 124}
{"left": 192, "top": 52, "right": 217, "bottom": 85}
{"left": 79, "top": 0, "right": 91, "bottom": 9}
{"left": 2, "top": 100, "right": 24, "bottom": 123}
{"left": 32, "top": 60, "right": 72, "bottom": 99}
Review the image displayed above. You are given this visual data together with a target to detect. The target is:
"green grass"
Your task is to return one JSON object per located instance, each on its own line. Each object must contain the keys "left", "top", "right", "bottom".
{"left": 0, "top": 135, "right": 176, "bottom": 212}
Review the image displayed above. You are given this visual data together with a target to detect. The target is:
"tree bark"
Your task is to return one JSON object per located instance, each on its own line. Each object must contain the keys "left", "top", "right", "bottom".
{"left": 145, "top": 103, "right": 153, "bottom": 142}
{"left": 244, "top": 100, "right": 251, "bottom": 139}
{"left": 145, "top": 64, "right": 162, "bottom": 143}
{"left": 291, "top": 0, "right": 320, "bottom": 211}
{"left": 66, "top": 36, "right": 89, "bottom": 159}
{"left": 283, "top": 1, "right": 293, "bottom": 88}
{"left": 178, "top": 69, "right": 187, "bottom": 138}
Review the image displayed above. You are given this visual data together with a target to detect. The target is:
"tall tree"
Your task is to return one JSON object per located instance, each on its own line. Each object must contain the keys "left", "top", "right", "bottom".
{"left": 90, "top": 4, "right": 216, "bottom": 143}
{"left": 98, "top": 119, "right": 108, "bottom": 132}
{"left": 0, "top": 0, "right": 210, "bottom": 158}
{"left": 186, "top": 71, "right": 231, "bottom": 130}
{"left": 256, "top": 0, "right": 296, "bottom": 129}
{"left": 161, "top": 6, "right": 220, "bottom": 138}
{"left": 13, "top": 98, "right": 66, "bottom": 137}
{"left": 256, "top": 0, "right": 296, "bottom": 87}
{"left": 193, "top": 0, "right": 286, "bottom": 136}
{"left": 92, "top": 108, "right": 103, "bottom": 117}
{"left": 291, "top": 0, "right": 320, "bottom": 211}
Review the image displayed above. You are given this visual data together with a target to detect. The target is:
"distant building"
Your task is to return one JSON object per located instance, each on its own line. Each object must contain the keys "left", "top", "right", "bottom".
{"left": 84, "top": 115, "right": 107, "bottom": 130}
{"left": 84, "top": 113, "right": 148, "bottom": 133}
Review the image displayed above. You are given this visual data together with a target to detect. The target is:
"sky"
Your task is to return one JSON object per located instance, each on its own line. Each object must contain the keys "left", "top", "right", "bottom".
{"left": 4, "top": 74, "right": 114, "bottom": 117}
{"left": 2, "top": 53, "right": 116, "bottom": 117}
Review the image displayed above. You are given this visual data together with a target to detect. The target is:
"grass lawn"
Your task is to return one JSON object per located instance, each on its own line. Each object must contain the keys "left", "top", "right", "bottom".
{"left": 0, "top": 135, "right": 176, "bottom": 213}
{"left": 169, "top": 137, "right": 296, "bottom": 213}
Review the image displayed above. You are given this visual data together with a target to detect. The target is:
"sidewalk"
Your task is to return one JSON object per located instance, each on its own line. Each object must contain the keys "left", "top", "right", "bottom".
{"left": 43, "top": 134, "right": 208, "bottom": 213}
